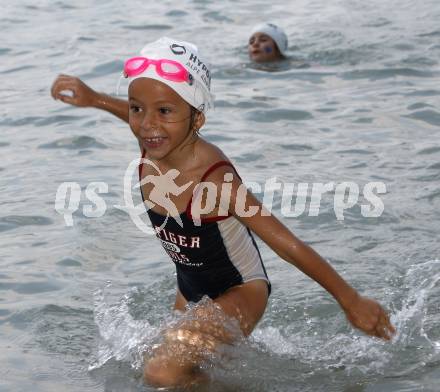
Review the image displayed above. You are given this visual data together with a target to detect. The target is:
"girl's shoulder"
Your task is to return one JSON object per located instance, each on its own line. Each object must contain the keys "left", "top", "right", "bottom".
{"left": 196, "top": 138, "right": 228, "bottom": 164}
{"left": 195, "top": 139, "right": 239, "bottom": 183}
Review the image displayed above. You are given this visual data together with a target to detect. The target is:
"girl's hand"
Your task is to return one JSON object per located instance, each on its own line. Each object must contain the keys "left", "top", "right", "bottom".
{"left": 343, "top": 294, "right": 396, "bottom": 340}
{"left": 51, "top": 74, "right": 99, "bottom": 108}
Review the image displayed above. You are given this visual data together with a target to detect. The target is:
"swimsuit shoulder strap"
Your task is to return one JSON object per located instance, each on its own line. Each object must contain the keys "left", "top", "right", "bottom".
{"left": 200, "top": 160, "right": 239, "bottom": 182}
{"left": 186, "top": 160, "right": 241, "bottom": 221}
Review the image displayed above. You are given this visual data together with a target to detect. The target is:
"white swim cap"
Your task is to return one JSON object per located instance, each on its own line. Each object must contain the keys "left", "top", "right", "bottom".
{"left": 250, "top": 23, "right": 288, "bottom": 55}
{"left": 127, "top": 37, "right": 213, "bottom": 114}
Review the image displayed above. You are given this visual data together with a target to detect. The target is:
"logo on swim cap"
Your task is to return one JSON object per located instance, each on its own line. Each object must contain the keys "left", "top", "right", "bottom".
{"left": 170, "top": 43, "right": 186, "bottom": 55}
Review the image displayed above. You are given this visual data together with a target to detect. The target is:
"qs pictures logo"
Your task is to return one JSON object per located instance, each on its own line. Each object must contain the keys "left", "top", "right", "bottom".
{"left": 55, "top": 158, "right": 387, "bottom": 233}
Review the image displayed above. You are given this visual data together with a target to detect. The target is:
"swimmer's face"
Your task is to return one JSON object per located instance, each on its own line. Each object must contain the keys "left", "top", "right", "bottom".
{"left": 128, "top": 78, "right": 204, "bottom": 161}
{"left": 248, "top": 32, "right": 282, "bottom": 63}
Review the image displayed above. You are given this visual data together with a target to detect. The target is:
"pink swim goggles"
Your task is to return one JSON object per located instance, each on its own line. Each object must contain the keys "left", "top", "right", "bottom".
{"left": 123, "top": 56, "right": 194, "bottom": 85}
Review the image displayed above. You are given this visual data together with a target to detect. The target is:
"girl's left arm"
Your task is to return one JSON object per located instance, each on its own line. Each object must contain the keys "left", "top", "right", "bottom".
{"left": 51, "top": 75, "right": 129, "bottom": 123}
{"left": 223, "top": 172, "right": 396, "bottom": 340}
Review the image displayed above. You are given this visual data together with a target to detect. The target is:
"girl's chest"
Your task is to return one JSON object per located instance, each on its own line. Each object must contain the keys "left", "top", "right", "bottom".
{"left": 141, "top": 184, "right": 195, "bottom": 216}
{"left": 140, "top": 167, "right": 203, "bottom": 216}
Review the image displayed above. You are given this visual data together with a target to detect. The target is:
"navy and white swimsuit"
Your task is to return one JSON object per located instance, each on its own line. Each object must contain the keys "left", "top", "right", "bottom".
{"left": 139, "top": 157, "right": 271, "bottom": 302}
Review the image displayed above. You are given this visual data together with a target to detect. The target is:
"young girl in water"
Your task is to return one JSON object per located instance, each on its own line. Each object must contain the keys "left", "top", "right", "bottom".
{"left": 51, "top": 37, "right": 395, "bottom": 388}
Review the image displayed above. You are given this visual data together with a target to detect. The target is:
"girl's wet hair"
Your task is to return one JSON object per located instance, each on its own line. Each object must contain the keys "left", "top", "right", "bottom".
{"left": 189, "top": 106, "right": 202, "bottom": 135}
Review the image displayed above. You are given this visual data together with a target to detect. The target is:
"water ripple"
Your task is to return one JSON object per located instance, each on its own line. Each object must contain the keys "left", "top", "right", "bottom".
{"left": 82, "top": 61, "right": 123, "bottom": 78}
{"left": 34, "top": 115, "right": 83, "bottom": 127}
{"left": 419, "top": 30, "right": 440, "bottom": 37}
{"left": 406, "top": 89, "right": 440, "bottom": 97}
{"left": 342, "top": 68, "right": 435, "bottom": 80}
{"left": 205, "top": 133, "right": 237, "bottom": 142}
{"left": 407, "top": 103, "right": 434, "bottom": 110}
{"left": 0, "top": 281, "right": 62, "bottom": 294}
{"left": 1, "top": 65, "right": 35, "bottom": 74}
{"left": 0, "top": 116, "right": 43, "bottom": 127}
{"left": 0, "top": 215, "right": 53, "bottom": 232}
{"left": 404, "top": 110, "right": 440, "bottom": 127}
{"left": 234, "top": 153, "right": 264, "bottom": 163}
{"left": 353, "top": 117, "right": 374, "bottom": 124}
{"left": 56, "top": 258, "right": 83, "bottom": 267}
{"left": 165, "top": 10, "right": 188, "bottom": 17}
{"left": 310, "top": 46, "right": 379, "bottom": 66}
{"left": 280, "top": 144, "right": 314, "bottom": 151}
{"left": 416, "top": 146, "right": 440, "bottom": 155}
{"left": 427, "top": 162, "right": 440, "bottom": 170}
{"left": 122, "top": 24, "right": 172, "bottom": 31}
{"left": 246, "top": 109, "right": 313, "bottom": 122}
{"left": 39, "top": 135, "right": 107, "bottom": 150}
{"left": 215, "top": 99, "right": 270, "bottom": 109}
{"left": 8, "top": 305, "right": 96, "bottom": 357}
{"left": 202, "top": 11, "right": 233, "bottom": 22}
{"left": 336, "top": 149, "right": 374, "bottom": 155}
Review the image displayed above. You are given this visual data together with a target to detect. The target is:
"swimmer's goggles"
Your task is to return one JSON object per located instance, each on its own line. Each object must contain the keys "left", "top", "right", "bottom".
{"left": 123, "top": 56, "right": 194, "bottom": 85}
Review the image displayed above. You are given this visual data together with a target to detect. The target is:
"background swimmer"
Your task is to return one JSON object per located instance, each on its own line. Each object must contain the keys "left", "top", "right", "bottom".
{"left": 248, "top": 22, "right": 288, "bottom": 63}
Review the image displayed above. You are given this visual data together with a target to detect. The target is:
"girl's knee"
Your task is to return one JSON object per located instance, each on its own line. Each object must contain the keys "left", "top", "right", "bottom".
{"left": 144, "top": 356, "right": 195, "bottom": 388}
{"left": 144, "top": 358, "right": 187, "bottom": 387}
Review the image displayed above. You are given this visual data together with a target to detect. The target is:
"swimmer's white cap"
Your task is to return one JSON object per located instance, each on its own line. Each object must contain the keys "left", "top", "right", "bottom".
{"left": 128, "top": 37, "right": 213, "bottom": 114}
{"left": 250, "top": 23, "right": 288, "bottom": 55}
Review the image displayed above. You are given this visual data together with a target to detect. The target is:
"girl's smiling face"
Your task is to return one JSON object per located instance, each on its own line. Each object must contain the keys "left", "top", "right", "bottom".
{"left": 248, "top": 32, "right": 282, "bottom": 63}
{"left": 128, "top": 77, "right": 203, "bottom": 161}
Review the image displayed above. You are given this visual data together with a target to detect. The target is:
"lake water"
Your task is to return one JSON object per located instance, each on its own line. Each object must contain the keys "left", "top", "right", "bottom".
{"left": 1, "top": 0, "right": 440, "bottom": 391}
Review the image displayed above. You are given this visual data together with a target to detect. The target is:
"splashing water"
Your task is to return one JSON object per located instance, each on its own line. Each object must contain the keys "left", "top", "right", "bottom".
{"left": 88, "top": 285, "right": 244, "bottom": 376}
{"left": 249, "top": 259, "right": 440, "bottom": 381}
{"left": 88, "top": 285, "right": 159, "bottom": 371}
{"left": 87, "top": 259, "right": 440, "bottom": 388}
{"left": 391, "top": 259, "right": 440, "bottom": 363}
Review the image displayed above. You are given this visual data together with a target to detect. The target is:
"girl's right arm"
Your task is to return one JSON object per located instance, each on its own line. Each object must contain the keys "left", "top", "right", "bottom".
{"left": 207, "top": 166, "right": 396, "bottom": 340}
{"left": 51, "top": 74, "right": 129, "bottom": 123}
